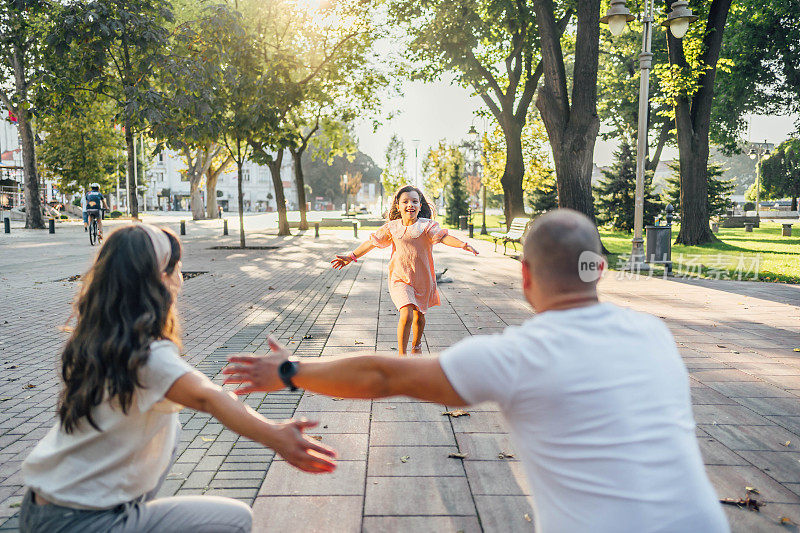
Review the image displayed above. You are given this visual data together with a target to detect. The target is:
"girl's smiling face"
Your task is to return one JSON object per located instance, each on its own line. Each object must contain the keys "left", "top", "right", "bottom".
{"left": 398, "top": 190, "right": 421, "bottom": 223}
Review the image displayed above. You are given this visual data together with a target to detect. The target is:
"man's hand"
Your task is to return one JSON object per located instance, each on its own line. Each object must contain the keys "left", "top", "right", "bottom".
{"left": 223, "top": 337, "right": 289, "bottom": 394}
{"left": 269, "top": 419, "right": 337, "bottom": 474}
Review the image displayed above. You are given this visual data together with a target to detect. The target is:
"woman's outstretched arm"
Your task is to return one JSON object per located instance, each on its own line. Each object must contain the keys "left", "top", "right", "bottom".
{"left": 440, "top": 234, "right": 479, "bottom": 255}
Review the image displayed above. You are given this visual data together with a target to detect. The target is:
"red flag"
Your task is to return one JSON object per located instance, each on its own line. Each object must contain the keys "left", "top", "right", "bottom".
{"left": 8, "top": 110, "right": 17, "bottom": 123}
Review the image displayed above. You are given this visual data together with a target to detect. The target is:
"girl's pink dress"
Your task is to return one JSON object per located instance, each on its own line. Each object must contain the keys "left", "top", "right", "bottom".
{"left": 369, "top": 218, "right": 448, "bottom": 313}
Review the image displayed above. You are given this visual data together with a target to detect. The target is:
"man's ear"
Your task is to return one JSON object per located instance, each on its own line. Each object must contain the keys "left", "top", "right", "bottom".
{"left": 521, "top": 260, "right": 532, "bottom": 290}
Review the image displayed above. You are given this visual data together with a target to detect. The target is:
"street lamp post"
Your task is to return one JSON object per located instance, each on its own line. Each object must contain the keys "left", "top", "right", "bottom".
{"left": 601, "top": 0, "right": 696, "bottom": 270}
{"left": 748, "top": 141, "right": 770, "bottom": 219}
{"left": 411, "top": 139, "right": 420, "bottom": 189}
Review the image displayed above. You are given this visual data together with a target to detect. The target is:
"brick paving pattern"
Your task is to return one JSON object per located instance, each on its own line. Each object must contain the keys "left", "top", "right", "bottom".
{"left": 1, "top": 217, "right": 799, "bottom": 532}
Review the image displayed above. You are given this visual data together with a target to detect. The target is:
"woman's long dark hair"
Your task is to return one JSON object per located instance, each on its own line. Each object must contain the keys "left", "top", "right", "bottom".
{"left": 388, "top": 185, "right": 432, "bottom": 220}
{"left": 58, "top": 225, "right": 182, "bottom": 433}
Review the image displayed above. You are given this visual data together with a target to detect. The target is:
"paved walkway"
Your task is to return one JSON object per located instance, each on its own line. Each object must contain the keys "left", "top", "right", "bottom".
{"left": 0, "top": 217, "right": 799, "bottom": 532}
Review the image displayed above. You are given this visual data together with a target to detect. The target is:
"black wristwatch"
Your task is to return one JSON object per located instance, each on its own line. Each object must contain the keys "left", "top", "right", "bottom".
{"left": 278, "top": 360, "right": 300, "bottom": 391}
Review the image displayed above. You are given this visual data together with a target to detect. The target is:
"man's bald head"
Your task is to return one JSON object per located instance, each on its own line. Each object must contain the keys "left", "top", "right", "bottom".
{"left": 523, "top": 209, "right": 604, "bottom": 292}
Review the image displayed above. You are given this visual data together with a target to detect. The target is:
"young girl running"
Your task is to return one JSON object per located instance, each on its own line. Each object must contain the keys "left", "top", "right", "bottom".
{"left": 332, "top": 185, "right": 478, "bottom": 355}
{"left": 20, "top": 224, "right": 336, "bottom": 533}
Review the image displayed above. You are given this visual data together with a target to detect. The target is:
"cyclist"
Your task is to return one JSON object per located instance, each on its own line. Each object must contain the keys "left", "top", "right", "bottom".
{"left": 85, "top": 184, "right": 109, "bottom": 242}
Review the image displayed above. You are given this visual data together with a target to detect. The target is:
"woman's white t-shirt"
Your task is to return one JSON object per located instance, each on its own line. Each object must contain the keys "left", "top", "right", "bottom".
{"left": 23, "top": 341, "right": 193, "bottom": 510}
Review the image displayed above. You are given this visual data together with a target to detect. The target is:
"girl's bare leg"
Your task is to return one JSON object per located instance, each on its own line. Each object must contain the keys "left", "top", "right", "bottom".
{"left": 411, "top": 309, "right": 425, "bottom": 354}
{"left": 397, "top": 305, "right": 414, "bottom": 355}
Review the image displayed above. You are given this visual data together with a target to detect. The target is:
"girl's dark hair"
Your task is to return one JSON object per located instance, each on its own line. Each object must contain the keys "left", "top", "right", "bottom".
{"left": 58, "top": 225, "right": 183, "bottom": 433}
{"left": 388, "top": 185, "right": 432, "bottom": 220}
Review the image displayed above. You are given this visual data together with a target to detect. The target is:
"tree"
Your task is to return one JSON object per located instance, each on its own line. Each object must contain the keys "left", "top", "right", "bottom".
{"left": 50, "top": 0, "right": 175, "bottom": 220}
{"left": 658, "top": 0, "right": 733, "bottom": 244}
{"left": 37, "top": 95, "right": 122, "bottom": 196}
{"left": 594, "top": 140, "right": 661, "bottom": 232}
{"left": 381, "top": 134, "right": 406, "bottom": 197}
{"left": 302, "top": 148, "right": 381, "bottom": 208}
{"left": 598, "top": 15, "right": 672, "bottom": 172}
{"left": 528, "top": 175, "right": 558, "bottom": 216}
{"left": 445, "top": 159, "right": 469, "bottom": 227}
{"left": 664, "top": 162, "right": 734, "bottom": 218}
{"left": 341, "top": 172, "right": 362, "bottom": 213}
{"left": 533, "top": 0, "right": 601, "bottom": 222}
{"left": 204, "top": 149, "right": 233, "bottom": 218}
{"left": 0, "top": 0, "right": 48, "bottom": 228}
{"left": 389, "top": 0, "right": 572, "bottom": 228}
{"left": 761, "top": 139, "right": 800, "bottom": 211}
{"left": 422, "top": 140, "right": 450, "bottom": 202}
{"left": 481, "top": 111, "right": 553, "bottom": 201}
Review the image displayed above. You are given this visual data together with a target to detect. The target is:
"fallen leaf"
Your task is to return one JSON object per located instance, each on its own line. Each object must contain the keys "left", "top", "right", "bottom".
{"left": 303, "top": 335, "right": 312, "bottom": 339}
{"left": 0, "top": 398, "right": 11, "bottom": 402}
{"left": 745, "top": 487, "right": 760, "bottom": 495}
{"left": 794, "top": 348, "right": 800, "bottom": 352}
{"left": 498, "top": 451, "right": 515, "bottom": 459}
{"left": 782, "top": 441, "right": 791, "bottom": 447}
{"left": 354, "top": 340, "right": 364, "bottom": 345}
{"left": 523, "top": 513, "right": 532, "bottom": 522}
{"left": 442, "top": 410, "right": 470, "bottom": 417}
{"left": 310, "top": 435, "right": 323, "bottom": 441}
{"left": 9, "top": 502, "right": 21, "bottom": 509}
{"left": 23, "top": 383, "right": 35, "bottom": 389}
{"left": 448, "top": 452, "right": 468, "bottom": 459}
{"left": 200, "top": 436, "right": 214, "bottom": 442}
{"left": 385, "top": 406, "right": 396, "bottom": 410}
{"left": 332, "top": 397, "right": 345, "bottom": 401}
{"left": 268, "top": 286, "right": 275, "bottom": 290}
{"left": 400, "top": 455, "right": 410, "bottom": 463}
{"left": 780, "top": 517, "right": 795, "bottom": 525}
{"left": 323, "top": 425, "right": 328, "bottom": 428}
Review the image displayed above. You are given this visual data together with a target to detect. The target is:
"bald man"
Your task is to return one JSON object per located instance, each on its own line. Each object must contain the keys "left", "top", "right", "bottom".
{"left": 224, "top": 209, "right": 729, "bottom": 533}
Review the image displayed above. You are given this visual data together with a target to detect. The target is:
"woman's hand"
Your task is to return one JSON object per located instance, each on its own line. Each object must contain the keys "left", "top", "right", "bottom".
{"left": 463, "top": 243, "right": 479, "bottom": 255}
{"left": 268, "top": 419, "right": 338, "bottom": 473}
{"left": 331, "top": 253, "right": 355, "bottom": 270}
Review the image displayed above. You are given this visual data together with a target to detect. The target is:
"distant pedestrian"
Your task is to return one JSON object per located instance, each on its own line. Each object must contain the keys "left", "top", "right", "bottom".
{"left": 20, "top": 224, "right": 336, "bottom": 533}
{"left": 227, "top": 209, "right": 730, "bottom": 533}
{"left": 331, "top": 185, "right": 478, "bottom": 355}
{"left": 80, "top": 191, "right": 88, "bottom": 232}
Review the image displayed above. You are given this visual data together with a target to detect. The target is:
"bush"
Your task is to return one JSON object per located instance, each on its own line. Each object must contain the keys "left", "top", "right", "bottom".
{"left": 108, "top": 210, "right": 122, "bottom": 218}
{"left": 60, "top": 214, "right": 68, "bottom": 219}
{"left": 743, "top": 202, "right": 756, "bottom": 211}
{"left": 72, "top": 197, "right": 81, "bottom": 207}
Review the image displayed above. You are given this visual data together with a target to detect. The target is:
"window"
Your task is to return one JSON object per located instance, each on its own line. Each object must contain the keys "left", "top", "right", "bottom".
{"left": 243, "top": 169, "right": 251, "bottom": 182}
{"left": 154, "top": 171, "right": 165, "bottom": 183}
{"left": 157, "top": 152, "right": 165, "bottom": 164}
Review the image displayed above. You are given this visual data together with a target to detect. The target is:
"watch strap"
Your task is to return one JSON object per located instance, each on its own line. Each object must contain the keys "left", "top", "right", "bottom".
{"left": 278, "top": 360, "right": 300, "bottom": 391}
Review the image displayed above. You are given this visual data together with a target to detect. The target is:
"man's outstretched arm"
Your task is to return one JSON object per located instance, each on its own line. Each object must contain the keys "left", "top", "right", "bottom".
{"left": 223, "top": 339, "right": 468, "bottom": 406}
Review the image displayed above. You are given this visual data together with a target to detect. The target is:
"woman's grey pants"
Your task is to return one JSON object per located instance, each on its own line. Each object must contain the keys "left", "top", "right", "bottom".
{"left": 19, "top": 447, "right": 253, "bottom": 533}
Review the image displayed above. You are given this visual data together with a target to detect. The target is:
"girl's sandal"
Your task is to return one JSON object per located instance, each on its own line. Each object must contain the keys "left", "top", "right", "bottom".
{"left": 411, "top": 344, "right": 423, "bottom": 355}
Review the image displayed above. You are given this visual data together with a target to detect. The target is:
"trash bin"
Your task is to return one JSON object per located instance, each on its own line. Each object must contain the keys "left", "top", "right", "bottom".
{"left": 459, "top": 215, "right": 468, "bottom": 230}
{"left": 645, "top": 225, "right": 672, "bottom": 265}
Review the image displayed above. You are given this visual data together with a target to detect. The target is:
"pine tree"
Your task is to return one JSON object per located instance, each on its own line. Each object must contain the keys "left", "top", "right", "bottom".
{"left": 664, "top": 162, "right": 734, "bottom": 217}
{"left": 528, "top": 174, "right": 558, "bottom": 216}
{"left": 594, "top": 141, "right": 661, "bottom": 232}
{"left": 446, "top": 159, "right": 469, "bottom": 226}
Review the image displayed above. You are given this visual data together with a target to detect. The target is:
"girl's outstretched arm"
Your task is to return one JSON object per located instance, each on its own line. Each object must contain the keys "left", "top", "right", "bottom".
{"left": 166, "top": 371, "right": 337, "bottom": 473}
{"left": 440, "top": 234, "right": 479, "bottom": 255}
{"left": 331, "top": 240, "right": 376, "bottom": 270}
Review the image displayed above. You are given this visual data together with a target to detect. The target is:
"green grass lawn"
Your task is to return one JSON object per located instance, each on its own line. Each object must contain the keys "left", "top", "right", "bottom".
{"left": 453, "top": 219, "right": 800, "bottom": 284}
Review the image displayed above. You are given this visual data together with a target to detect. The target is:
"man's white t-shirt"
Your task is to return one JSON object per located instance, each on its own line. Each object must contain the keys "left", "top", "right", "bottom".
{"left": 439, "top": 302, "right": 728, "bottom": 533}
{"left": 23, "top": 341, "right": 193, "bottom": 510}
{"left": 80, "top": 194, "right": 87, "bottom": 212}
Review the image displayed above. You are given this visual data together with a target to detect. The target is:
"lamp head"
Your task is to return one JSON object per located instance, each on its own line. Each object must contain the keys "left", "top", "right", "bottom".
{"left": 600, "top": 0, "right": 634, "bottom": 36}
{"left": 661, "top": 0, "right": 698, "bottom": 39}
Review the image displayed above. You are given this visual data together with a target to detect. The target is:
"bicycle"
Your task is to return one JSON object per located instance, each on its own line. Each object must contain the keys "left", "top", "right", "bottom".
{"left": 87, "top": 209, "right": 104, "bottom": 246}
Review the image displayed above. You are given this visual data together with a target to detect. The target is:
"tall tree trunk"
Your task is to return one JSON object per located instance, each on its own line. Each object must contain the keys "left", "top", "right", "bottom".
{"left": 667, "top": 0, "right": 732, "bottom": 245}
{"left": 291, "top": 148, "right": 309, "bottom": 231}
{"left": 10, "top": 43, "right": 44, "bottom": 229}
{"left": 206, "top": 172, "right": 219, "bottom": 218}
{"left": 189, "top": 176, "right": 205, "bottom": 220}
{"left": 124, "top": 121, "right": 139, "bottom": 219}
{"left": 500, "top": 121, "right": 526, "bottom": 227}
{"left": 267, "top": 149, "right": 290, "bottom": 236}
{"left": 534, "top": 0, "right": 601, "bottom": 223}
{"left": 237, "top": 160, "right": 245, "bottom": 248}
{"left": 17, "top": 114, "right": 44, "bottom": 229}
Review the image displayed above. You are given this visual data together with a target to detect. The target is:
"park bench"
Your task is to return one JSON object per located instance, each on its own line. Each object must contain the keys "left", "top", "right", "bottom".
{"left": 491, "top": 217, "right": 530, "bottom": 255}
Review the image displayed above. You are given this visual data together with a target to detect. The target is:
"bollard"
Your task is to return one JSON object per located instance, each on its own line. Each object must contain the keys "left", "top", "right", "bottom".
{"left": 180, "top": 220, "right": 186, "bottom": 235}
{"left": 223, "top": 219, "right": 228, "bottom": 236}
{"left": 314, "top": 222, "right": 320, "bottom": 238}
{"left": 352, "top": 221, "right": 358, "bottom": 239}
{"left": 3, "top": 217, "right": 9, "bottom": 234}
{"left": 48, "top": 218, "right": 55, "bottom": 234}
{"left": 468, "top": 223, "right": 474, "bottom": 238}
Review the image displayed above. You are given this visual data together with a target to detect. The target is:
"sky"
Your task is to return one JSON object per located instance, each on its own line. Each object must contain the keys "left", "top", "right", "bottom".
{"left": 353, "top": 78, "right": 798, "bottom": 174}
